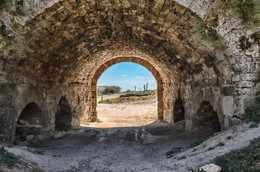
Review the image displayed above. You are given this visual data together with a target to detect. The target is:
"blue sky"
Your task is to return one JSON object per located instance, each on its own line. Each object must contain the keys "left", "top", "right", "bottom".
{"left": 97, "top": 62, "right": 157, "bottom": 91}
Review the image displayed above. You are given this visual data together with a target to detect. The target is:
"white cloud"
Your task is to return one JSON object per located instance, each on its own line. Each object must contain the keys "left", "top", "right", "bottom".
{"left": 121, "top": 74, "right": 128, "bottom": 77}
{"left": 135, "top": 76, "right": 146, "bottom": 79}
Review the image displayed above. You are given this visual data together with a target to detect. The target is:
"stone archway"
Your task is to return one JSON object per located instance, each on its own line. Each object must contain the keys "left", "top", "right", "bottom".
{"left": 194, "top": 101, "right": 221, "bottom": 131}
{"left": 15, "top": 102, "right": 45, "bottom": 142}
{"left": 89, "top": 57, "right": 164, "bottom": 122}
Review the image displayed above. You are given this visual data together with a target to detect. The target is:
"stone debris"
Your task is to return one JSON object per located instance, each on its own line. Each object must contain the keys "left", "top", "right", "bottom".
{"left": 53, "top": 131, "right": 66, "bottom": 139}
{"left": 199, "top": 164, "right": 222, "bottom": 172}
{"left": 25, "top": 135, "right": 34, "bottom": 141}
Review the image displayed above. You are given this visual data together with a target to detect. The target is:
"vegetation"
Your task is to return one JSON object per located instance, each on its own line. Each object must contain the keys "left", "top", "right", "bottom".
{"left": 98, "top": 99, "right": 112, "bottom": 104}
{"left": 0, "top": 0, "right": 25, "bottom": 15}
{"left": 252, "top": 31, "right": 260, "bottom": 53}
{"left": 190, "top": 140, "right": 204, "bottom": 148}
{"left": 214, "top": 138, "right": 260, "bottom": 172}
{"left": 208, "top": 146, "right": 215, "bottom": 150}
{"left": 226, "top": 136, "right": 232, "bottom": 140}
{"left": 0, "top": 23, "right": 12, "bottom": 47}
{"left": 166, "top": 147, "right": 183, "bottom": 158}
{"left": 215, "top": 0, "right": 260, "bottom": 25}
{"left": 98, "top": 94, "right": 155, "bottom": 104}
{"left": 245, "top": 96, "right": 260, "bottom": 124}
{"left": 14, "top": 0, "right": 25, "bottom": 15}
{"left": 249, "top": 123, "right": 258, "bottom": 128}
{"left": 235, "top": 0, "right": 258, "bottom": 24}
{"left": 98, "top": 86, "right": 122, "bottom": 95}
{"left": 0, "top": 147, "right": 19, "bottom": 167}
{"left": 197, "top": 11, "right": 219, "bottom": 42}
{"left": 121, "top": 90, "right": 156, "bottom": 95}
{"left": 252, "top": 31, "right": 260, "bottom": 44}
{"left": 239, "top": 36, "right": 252, "bottom": 50}
{"left": 27, "top": 148, "right": 44, "bottom": 155}
{"left": 178, "top": 156, "right": 187, "bottom": 160}
{"left": 218, "top": 142, "right": 225, "bottom": 146}
{"left": 83, "top": 122, "right": 90, "bottom": 125}
{"left": 0, "top": 24, "right": 8, "bottom": 37}
{"left": 0, "top": 0, "right": 9, "bottom": 10}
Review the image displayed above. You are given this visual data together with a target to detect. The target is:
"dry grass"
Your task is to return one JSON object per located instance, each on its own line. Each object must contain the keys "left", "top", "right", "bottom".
{"left": 99, "top": 95, "right": 156, "bottom": 104}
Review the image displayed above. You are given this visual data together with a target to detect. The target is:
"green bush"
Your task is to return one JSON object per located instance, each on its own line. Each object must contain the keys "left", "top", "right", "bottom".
{"left": 245, "top": 96, "right": 260, "bottom": 124}
{"left": 215, "top": 0, "right": 259, "bottom": 25}
{"left": 103, "top": 86, "right": 121, "bottom": 95}
{"left": 208, "top": 146, "right": 215, "bottom": 150}
{"left": 226, "top": 136, "right": 232, "bottom": 140}
{"left": 214, "top": 138, "right": 260, "bottom": 172}
{"left": 98, "top": 99, "right": 112, "bottom": 104}
{"left": 0, "top": 0, "right": 8, "bottom": 9}
{"left": 166, "top": 147, "right": 183, "bottom": 158}
{"left": 0, "top": 147, "right": 19, "bottom": 167}
{"left": 15, "top": 0, "right": 24, "bottom": 14}
{"left": 249, "top": 123, "right": 258, "bottom": 128}
{"left": 190, "top": 140, "right": 204, "bottom": 148}
{"left": 236, "top": 0, "right": 257, "bottom": 24}
{"left": 197, "top": 21, "right": 219, "bottom": 42}
{"left": 218, "top": 142, "right": 225, "bottom": 146}
{"left": 252, "top": 31, "right": 260, "bottom": 44}
{"left": 239, "top": 36, "right": 252, "bottom": 50}
{"left": 0, "top": 24, "right": 8, "bottom": 37}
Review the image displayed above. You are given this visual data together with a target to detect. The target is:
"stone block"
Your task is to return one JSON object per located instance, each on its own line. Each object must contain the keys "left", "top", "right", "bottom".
{"left": 221, "top": 96, "right": 234, "bottom": 117}
{"left": 236, "top": 81, "right": 255, "bottom": 88}
{"left": 199, "top": 164, "right": 222, "bottom": 172}
{"left": 240, "top": 73, "right": 258, "bottom": 81}
{"left": 53, "top": 131, "right": 66, "bottom": 139}
{"left": 26, "top": 135, "right": 34, "bottom": 141}
{"left": 221, "top": 86, "right": 235, "bottom": 96}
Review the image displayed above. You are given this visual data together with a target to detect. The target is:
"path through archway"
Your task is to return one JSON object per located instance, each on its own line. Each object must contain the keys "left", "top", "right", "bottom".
{"left": 88, "top": 57, "right": 166, "bottom": 123}
{"left": 95, "top": 62, "right": 158, "bottom": 127}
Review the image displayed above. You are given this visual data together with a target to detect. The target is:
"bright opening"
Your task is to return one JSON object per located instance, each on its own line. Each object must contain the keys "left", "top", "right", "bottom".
{"left": 90, "top": 62, "right": 157, "bottom": 128}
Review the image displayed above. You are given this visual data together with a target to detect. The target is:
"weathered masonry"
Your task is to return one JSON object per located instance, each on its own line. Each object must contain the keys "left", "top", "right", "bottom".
{"left": 0, "top": 0, "right": 259, "bottom": 143}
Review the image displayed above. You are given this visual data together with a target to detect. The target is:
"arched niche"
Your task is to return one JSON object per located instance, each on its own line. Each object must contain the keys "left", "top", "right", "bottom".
{"left": 194, "top": 101, "right": 221, "bottom": 131}
{"left": 174, "top": 98, "right": 185, "bottom": 123}
{"left": 55, "top": 97, "right": 72, "bottom": 131}
{"left": 15, "top": 102, "right": 45, "bottom": 141}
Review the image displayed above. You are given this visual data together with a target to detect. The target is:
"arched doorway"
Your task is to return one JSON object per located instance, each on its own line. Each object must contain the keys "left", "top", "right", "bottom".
{"left": 194, "top": 101, "right": 221, "bottom": 131}
{"left": 89, "top": 57, "right": 164, "bottom": 123}
{"left": 96, "top": 62, "right": 158, "bottom": 127}
{"left": 15, "top": 102, "right": 45, "bottom": 141}
{"left": 55, "top": 97, "right": 72, "bottom": 131}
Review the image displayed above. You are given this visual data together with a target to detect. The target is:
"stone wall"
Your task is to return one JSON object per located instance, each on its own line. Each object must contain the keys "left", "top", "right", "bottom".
{"left": 0, "top": 0, "right": 259, "bottom": 142}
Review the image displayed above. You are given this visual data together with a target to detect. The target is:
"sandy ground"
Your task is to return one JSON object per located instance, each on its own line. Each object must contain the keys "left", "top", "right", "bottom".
{"left": 90, "top": 99, "right": 158, "bottom": 128}
{"left": 1, "top": 98, "right": 260, "bottom": 172}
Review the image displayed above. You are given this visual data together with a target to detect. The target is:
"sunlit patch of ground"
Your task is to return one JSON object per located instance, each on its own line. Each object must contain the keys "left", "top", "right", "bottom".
{"left": 83, "top": 97, "right": 158, "bottom": 128}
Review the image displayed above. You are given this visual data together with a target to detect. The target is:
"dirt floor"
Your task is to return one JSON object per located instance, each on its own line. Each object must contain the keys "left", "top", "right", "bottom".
{"left": 91, "top": 98, "right": 158, "bottom": 128}
{"left": 1, "top": 97, "right": 260, "bottom": 172}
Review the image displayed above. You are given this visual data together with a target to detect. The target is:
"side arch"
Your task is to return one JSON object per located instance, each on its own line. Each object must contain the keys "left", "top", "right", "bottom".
{"left": 14, "top": 102, "right": 45, "bottom": 142}
{"left": 88, "top": 57, "right": 164, "bottom": 122}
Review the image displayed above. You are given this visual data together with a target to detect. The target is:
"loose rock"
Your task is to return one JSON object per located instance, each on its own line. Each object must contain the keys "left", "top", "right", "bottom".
{"left": 199, "top": 164, "right": 222, "bottom": 172}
